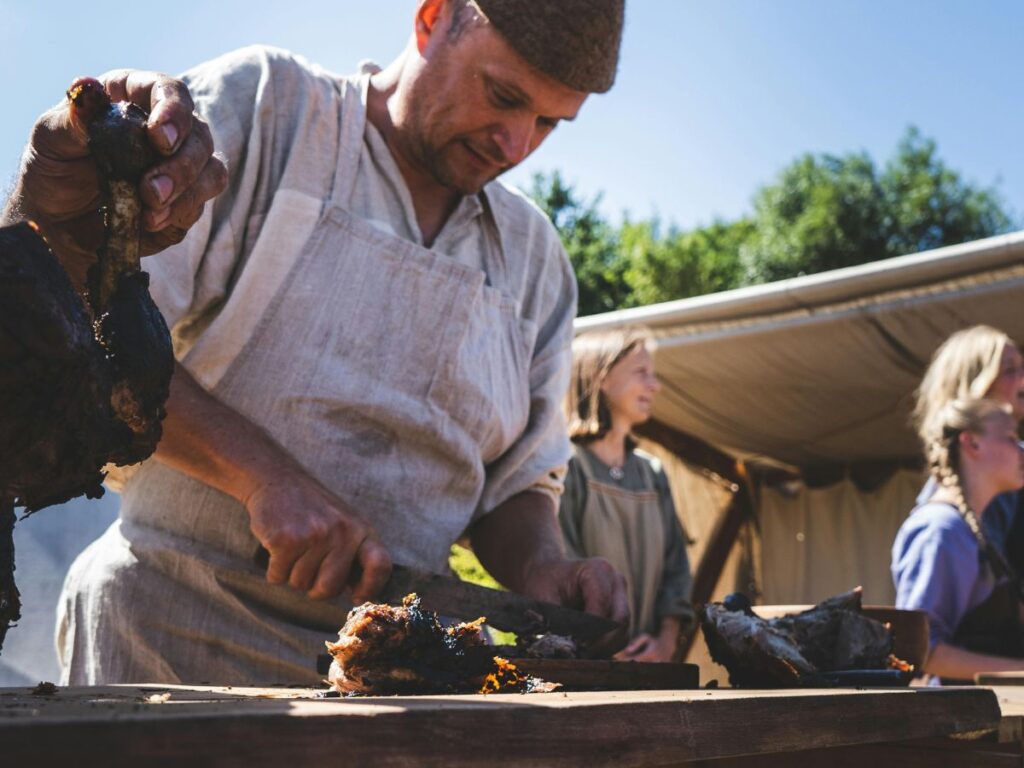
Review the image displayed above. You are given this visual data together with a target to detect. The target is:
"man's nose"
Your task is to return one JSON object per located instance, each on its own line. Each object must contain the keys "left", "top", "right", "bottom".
{"left": 494, "top": 118, "right": 535, "bottom": 166}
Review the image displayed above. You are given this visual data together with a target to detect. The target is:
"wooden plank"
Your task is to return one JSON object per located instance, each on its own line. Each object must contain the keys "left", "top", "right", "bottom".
{"left": 508, "top": 659, "right": 699, "bottom": 691}
{"left": 685, "top": 739, "right": 1021, "bottom": 768}
{"left": 982, "top": 685, "right": 1024, "bottom": 744}
{"left": 979, "top": 673, "right": 1024, "bottom": 686}
{"left": 0, "top": 685, "right": 1000, "bottom": 767}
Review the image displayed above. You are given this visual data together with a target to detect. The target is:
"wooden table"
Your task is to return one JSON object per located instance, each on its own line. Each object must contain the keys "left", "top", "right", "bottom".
{"left": 0, "top": 684, "right": 1004, "bottom": 766}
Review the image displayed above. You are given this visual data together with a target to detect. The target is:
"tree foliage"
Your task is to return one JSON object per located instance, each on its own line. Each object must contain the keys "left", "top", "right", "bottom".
{"left": 531, "top": 128, "right": 1015, "bottom": 315}
{"left": 529, "top": 171, "right": 629, "bottom": 316}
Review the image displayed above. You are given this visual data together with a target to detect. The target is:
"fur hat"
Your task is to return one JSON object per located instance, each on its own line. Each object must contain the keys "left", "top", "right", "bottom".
{"left": 473, "top": 0, "right": 625, "bottom": 93}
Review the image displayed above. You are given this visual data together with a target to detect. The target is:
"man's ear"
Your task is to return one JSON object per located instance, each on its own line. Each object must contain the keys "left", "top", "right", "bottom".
{"left": 415, "top": 0, "right": 446, "bottom": 54}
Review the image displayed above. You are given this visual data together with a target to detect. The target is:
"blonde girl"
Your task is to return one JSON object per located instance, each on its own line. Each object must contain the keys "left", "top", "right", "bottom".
{"left": 892, "top": 398, "right": 1024, "bottom": 681}
{"left": 560, "top": 327, "right": 693, "bottom": 662}
{"left": 913, "top": 326, "right": 1024, "bottom": 556}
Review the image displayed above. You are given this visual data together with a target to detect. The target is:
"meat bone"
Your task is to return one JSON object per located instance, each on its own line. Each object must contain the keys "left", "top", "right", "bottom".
{"left": 253, "top": 547, "right": 621, "bottom": 642}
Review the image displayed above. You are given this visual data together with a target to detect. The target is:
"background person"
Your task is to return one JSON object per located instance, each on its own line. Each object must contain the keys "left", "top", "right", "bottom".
{"left": 914, "top": 326, "right": 1024, "bottom": 568}
{"left": 559, "top": 327, "right": 694, "bottom": 662}
{"left": 893, "top": 398, "right": 1024, "bottom": 682}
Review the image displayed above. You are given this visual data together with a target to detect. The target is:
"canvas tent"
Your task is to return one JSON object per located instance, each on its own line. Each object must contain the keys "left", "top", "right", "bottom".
{"left": 574, "top": 230, "right": 1024, "bottom": 615}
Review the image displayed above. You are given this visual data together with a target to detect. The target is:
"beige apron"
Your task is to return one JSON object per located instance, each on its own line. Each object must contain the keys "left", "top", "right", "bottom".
{"left": 574, "top": 448, "right": 665, "bottom": 638}
{"left": 57, "top": 74, "right": 535, "bottom": 685}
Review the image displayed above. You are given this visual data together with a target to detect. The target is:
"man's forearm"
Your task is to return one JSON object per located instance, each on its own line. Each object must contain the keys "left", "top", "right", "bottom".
{"left": 157, "top": 361, "right": 299, "bottom": 504}
{"left": 469, "top": 491, "right": 565, "bottom": 593}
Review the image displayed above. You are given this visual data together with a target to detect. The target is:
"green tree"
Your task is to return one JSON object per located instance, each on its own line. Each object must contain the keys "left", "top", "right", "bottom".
{"left": 880, "top": 127, "right": 1013, "bottom": 256}
{"left": 621, "top": 218, "right": 753, "bottom": 306}
{"left": 529, "top": 172, "right": 629, "bottom": 316}
{"left": 740, "top": 127, "right": 1013, "bottom": 284}
{"left": 530, "top": 128, "right": 1015, "bottom": 314}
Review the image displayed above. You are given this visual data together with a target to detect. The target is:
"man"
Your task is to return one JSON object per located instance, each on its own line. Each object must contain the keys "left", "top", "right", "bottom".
{"left": 4, "top": 0, "right": 629, "bottom": 684}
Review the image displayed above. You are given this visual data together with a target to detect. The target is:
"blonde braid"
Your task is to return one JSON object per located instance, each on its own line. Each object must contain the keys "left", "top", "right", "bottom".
{"left": 929, "top": 435, "right": 987, "bottom": 548}
{"left": 928, "top": 398, "right": 1019, "bottom": 582}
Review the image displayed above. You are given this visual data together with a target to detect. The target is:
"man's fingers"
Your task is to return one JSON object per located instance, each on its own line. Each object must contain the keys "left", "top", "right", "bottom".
{"left": 140, "top": 224, "right": 190, "bottom": 254}
{"left": 142, "top": 155, "right": 226, "bottom": 241}
{"left": 307, "top": 544, "right": 359, "bottom": 601}
{"left": 578, "top": 557, "right": 628, "bottom": 622}
{"left": 21, "top": 152, "right": 99, "bottom": 219}
{"left": 145, "top": 77, "right": 196, "bottom": 155}
{"left": 289, "top": 543, "right": 330, "bottom": 594}
{"left": 349, "top": 539, "right": 393, "bottom": 603}
{"left": 577, "top": 559, "right": 630, "bottom": 657}
{"left": 609, "top": 571, "right": 630, "bottom": 626}
{"left": 139, "top": 119, "right": 217, "bottom": 211}
{"left": 31, "top": 100, "right": 90, "bottom": 161}
{"left": 103, "top": 70, "right": 195, "bottom": 156}
{"left": 265, "top": 544, "right": 299, "bottom": 586}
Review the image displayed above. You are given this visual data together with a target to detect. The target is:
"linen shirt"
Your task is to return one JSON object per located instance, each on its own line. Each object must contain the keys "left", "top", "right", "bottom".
{"left": 136, "top": 45, "right": 576, "bottom": 518}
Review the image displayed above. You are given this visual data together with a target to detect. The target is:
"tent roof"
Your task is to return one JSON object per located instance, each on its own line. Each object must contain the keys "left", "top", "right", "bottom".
{"left": 575, "top": 231, "right": 1024, "bottom": 469}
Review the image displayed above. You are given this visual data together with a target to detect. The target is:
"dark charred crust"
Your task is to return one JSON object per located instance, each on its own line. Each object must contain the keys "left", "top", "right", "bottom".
{"left": 0, "top": 84, "right": 177, "bottom": 653}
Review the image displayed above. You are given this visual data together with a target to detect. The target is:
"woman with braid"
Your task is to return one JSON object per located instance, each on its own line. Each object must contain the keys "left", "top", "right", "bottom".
{"left": 913, "top": 327, "right": 1024, "bottom": 562}
{"left": 892, "top": 398, "right": 1024, "bottom": 681}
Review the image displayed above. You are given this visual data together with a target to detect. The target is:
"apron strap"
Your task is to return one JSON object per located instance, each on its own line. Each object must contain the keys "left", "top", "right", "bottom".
{"left": 329, "top": 73, "right": 371, "bottom": 207}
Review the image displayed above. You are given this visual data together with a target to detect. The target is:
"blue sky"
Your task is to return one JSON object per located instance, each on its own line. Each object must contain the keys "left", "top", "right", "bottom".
{"left": 1, "top": 0, "right": 1021, "bottom": 231}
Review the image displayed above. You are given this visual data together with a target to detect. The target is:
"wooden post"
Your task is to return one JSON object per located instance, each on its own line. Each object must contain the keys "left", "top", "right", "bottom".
{"left": 634, "top": 420, "right": 759, "bottom": 657}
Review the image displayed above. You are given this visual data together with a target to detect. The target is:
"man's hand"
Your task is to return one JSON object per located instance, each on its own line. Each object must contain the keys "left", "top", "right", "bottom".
{"left": 518, "top": 555, "right": 630, "bottom": 656}
{"left": 467, "top": 490, "right": 630, "bottom": 655}
{"left": 6, "top": 69, "right": 227, "bottom": 277}
{"left": 156, "top": 364, "right": 393, "bottom": 603}
{"left": 245, "top": 470, "right": 392, "bottom": 602}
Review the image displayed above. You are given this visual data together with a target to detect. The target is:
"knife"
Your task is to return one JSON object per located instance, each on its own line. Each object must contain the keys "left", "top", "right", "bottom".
{"left": 254, "top": 547, "right": 620, "bottom": 642}
{"left": 380, "top": 563, "right": 620, "bottom": 641}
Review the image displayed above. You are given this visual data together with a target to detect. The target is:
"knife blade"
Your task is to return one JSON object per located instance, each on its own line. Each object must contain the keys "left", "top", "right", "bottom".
{"left": 253, "top": 547, "right": 619, "bottom": 642}
{"left": 380, "top": 563, "right": 621, "bottom": 642}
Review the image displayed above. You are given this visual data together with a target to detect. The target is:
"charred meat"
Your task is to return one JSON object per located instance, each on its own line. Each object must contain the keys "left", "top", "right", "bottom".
{"left": 326, "top": 594, "right": 558, "bottom": 695}
{"left": 701, "top": 588, "right": 904, "bottom": 687}
{"left": 0, "top": 80, "right": 175, "bottom": 651}
{"left": 68, "top": 78, "right": 174, "bottom": 465}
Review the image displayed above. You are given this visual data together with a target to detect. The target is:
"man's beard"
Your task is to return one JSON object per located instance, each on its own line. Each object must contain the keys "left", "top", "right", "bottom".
{"left": 412, "top": 137, "right": 500, "bottom": 196}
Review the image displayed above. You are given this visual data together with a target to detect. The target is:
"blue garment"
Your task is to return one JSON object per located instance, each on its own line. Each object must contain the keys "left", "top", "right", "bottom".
{"left": 892, "top": 501, "right": 1004, "bottom": 650}
{"left": 916, "top": 477, "right": 1018, "bottom": 554}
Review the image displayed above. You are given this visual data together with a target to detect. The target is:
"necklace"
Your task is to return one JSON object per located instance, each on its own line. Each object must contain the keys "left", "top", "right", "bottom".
{"left": 609, "top": 465, "right": 624, "bottom": 481}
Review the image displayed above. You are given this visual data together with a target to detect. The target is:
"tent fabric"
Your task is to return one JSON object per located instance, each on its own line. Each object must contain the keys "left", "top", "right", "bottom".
{"left": 757, "top": 469, "right": 925, "bottom": 606}
{"left": 576, "top": 231, "right": 1024, "bottom": 469}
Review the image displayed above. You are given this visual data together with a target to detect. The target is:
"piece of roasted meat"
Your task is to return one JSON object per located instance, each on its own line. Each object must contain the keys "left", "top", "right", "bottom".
{"left": 701, "top": 588, "right": 905, "bottom": 687}
{"left": 0, "top": 80, "right": 175, "bottom": 652}
{"left": 326, "top": 594, "right": 559, "bottom": 695}
{"left": 68, "top": 78, "right": 174, "bottom": 466}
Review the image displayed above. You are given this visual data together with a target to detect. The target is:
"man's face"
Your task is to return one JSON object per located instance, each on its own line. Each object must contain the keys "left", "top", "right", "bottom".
{"left": 395, "top": 10, "right": 588, "bottom": 194}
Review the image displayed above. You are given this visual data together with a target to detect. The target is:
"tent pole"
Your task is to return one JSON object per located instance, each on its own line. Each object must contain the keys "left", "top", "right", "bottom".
{"left": 633, "top": 420, "right": 759, "bottom": 658}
